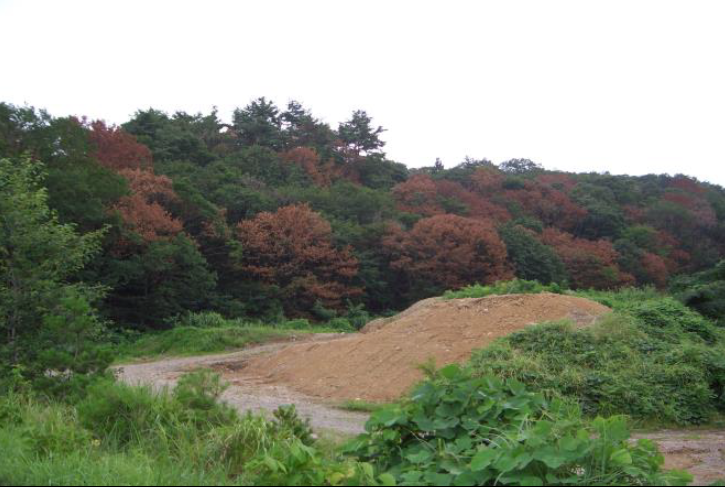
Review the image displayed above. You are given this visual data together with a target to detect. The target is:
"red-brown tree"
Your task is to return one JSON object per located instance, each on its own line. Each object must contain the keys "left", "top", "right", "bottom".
{"left": 383, "top": 214, "right": 512, "bottom": 291}
{"left": 236, "top": 204, "right": 360, "bottom": 314}
{"left": 112, "top": 169, "right": 183, "bottom": 244}
{"left": 88, "top": 120, "right": 153, "bottom": 171}
{"left": 541, "top": 229, "right": 634, "bottom": 289}
{"left": 281, "top": 147, "right": 334, "bottom": 187}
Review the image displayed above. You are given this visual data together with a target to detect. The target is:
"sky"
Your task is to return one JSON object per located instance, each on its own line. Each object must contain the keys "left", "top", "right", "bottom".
{"left": 1, "top": 0, "right": 724, "bottom": 185}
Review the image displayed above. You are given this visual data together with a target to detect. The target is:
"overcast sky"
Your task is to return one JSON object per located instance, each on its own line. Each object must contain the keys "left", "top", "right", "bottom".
{"left": 1, "top": 0, "right": 724, "bottom": 185}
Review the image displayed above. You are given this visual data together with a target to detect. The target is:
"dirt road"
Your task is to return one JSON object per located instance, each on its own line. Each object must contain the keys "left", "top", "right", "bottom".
{"left": 116, "top": 335, "right": 369, "bottom": 435}
{"left": 117, "top": 337, "right": 725, "bottom": 485}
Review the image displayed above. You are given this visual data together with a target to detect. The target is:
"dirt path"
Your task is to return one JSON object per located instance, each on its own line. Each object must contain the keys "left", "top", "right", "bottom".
{"left": 632, "top": 430, "right": 725, "bottom": 486}
{"left": 116, "top": 335, "right": 369, "bottom": 435}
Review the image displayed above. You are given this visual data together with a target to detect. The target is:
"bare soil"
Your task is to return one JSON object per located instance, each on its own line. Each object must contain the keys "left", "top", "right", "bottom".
{"left": 632, "top": 430, "right": 725, "bottom": 486}
{"left": 241, "top": 293, "right": 611, "bottom": 402}
{"left": 116, "top": 334, "right": 369, "bottom": 435}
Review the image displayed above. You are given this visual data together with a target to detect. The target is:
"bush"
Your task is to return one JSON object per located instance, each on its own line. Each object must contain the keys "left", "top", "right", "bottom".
{"left": 469, "top": 292, "right": 725, "bottom": 425}
{"left": 346, "top": 365, "right": 691, "bottom": 486}
{"left": 444, "top": 279, "right": 565, "bottom": 300}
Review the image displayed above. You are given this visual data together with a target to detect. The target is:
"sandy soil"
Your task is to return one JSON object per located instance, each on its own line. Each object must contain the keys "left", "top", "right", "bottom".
{"left": 241, "top": 293, "right": 611, "bottom": 402}
{"left": 116, "top": 335, "right": 368, "bottom": 435}
{"left": 633, "top": 430, "right": 725, "bottom": 486}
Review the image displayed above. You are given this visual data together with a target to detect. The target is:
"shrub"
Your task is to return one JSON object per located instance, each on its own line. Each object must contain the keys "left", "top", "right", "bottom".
{"left": 469, "top": 297, "right": 725, "bottom": 425}
{"left": 346, "top": 365, "right": 691, "bottom": 486}
{"left": 77, "top": 380, "right": 181, "bottom": 446}
{"left": 176, "top": 312, "right": 229, "bottom": 329}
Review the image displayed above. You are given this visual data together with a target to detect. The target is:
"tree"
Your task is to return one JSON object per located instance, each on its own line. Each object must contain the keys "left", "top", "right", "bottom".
{"left": 87, "top": 120, "right": 153, "bottom": 171}
{"left": 541, "top": 229, "right": 634, "bottom": 289}
{"left": 280, "top": 147, "right": 334, "bottom": 187}
{"left": 232, "top": 97, "right": 284, "bottom": 150}
{"left": 103, "top": 235, "right": 218, "bottom": 328}
{"left": 0, "top": 158, "right": 108, "bottom": 390}
{"left": 500, "top": 223, "right": 568, "bottom": 285}
{"left": 337, "top": 110, "right": 386, "bottom": 157}
{"left": 499, "top": 158, "right": 543, "bottom": 175}
{"left": 383, "top": 215, "right": 512, "bottom": 300}
{"left": 236, "top": 205, "right": 360, "bottom": 315}
{"left": 112, "top": 169, "right": 183, "bottom": 244}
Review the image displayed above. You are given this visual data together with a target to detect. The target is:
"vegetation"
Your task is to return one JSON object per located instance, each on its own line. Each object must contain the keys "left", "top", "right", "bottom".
{"left": 3, "top": 101, "right": 725, "bottom": 327}
{"left": 4, "top": 96, "right": 725, "bottom": 485}
{"left": 0, "top": 371, "right": 385, "bottom": 486}
{"left": 468, "top": 288, "right": 725, "bottom": 426}
{"left": 443, "top": 279, "right": 565, "bottom": 300}
{"left": 346, "top": 365, "right": 691, "bottom": 486}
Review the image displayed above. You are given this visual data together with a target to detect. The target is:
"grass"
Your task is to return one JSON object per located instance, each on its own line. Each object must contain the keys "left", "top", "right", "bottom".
{"left": 112, "top": 311, "right": 356, "bottom": 364}
{"left": 0, "top": 373, "right": 376, "bottom": 486}
{"left": 336, "top": 400, "right": 389, "bottom": 413}
{"left": 443, "top": 279, "right": 565, "bottom": 300}
{"left": 113, "top": 325, "right": 310, "bottom": 363}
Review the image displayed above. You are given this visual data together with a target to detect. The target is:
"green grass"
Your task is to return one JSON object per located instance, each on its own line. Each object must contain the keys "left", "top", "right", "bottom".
{"left": 336, "top": 400, "right": 390, "bottom": 413}
{"left": 443, "top": 279, "right": 565, "bottom": 300}
{"left": 0, "top": 374, "right": 378, "bottom": 486}
{"left": 112, "top": 311, "right": 356, "bottom": 364}
{"left": 113, "top": 325, "right": 309, "bottom": 363}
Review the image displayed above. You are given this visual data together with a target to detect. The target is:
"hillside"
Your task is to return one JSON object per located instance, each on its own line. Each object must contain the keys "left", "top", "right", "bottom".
{"left": 2, "top": 100, "right": 724, "bottom": 330}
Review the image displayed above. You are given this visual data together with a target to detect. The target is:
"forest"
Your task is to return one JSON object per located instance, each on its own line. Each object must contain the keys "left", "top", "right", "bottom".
{"left": 2, "top": 99, "right": 725, "bottom": 331}
{"left": 2, "top": 99, "right": 725, "bottom": 486}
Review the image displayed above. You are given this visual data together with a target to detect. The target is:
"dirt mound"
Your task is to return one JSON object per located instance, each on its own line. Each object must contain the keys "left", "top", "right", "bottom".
{"left": 241, "top": 293, "right": 611, "bottom": 403}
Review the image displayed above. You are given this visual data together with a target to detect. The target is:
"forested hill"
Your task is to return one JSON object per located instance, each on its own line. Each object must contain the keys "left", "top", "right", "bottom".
{"left": 2, "top": 99, "right": 724, "bottom": 329}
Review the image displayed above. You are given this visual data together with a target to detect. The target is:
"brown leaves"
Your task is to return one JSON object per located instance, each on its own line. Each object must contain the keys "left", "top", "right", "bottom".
{"left": 236, "top": 204, "right": 360, "bottom": 314}
{"left": 88, "top": 120, "right": 152, "bottom": 171}
{"left": 112, "top": 169, "right": 183, "bottom": 244}
{"left": 383, "top": 214, "right": 512, "bottom": 290}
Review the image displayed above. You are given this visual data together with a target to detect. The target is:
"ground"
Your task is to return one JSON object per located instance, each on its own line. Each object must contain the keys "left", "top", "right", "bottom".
{"left": 117, "top": 335, "right": 725, "bottom": 486}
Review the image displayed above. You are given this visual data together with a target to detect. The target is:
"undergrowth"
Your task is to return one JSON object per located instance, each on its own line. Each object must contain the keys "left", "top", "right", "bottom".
{"left": 469, "top": 288, "right": 725, "bottom": 426}
{"left": 345, "top": 365, "right": 691, "bottom": 486}
{"left": 0, "top": 371, "right": 384, "bottom": 486}
{"left": 114, "top": 311, "right": 358, "bottom": 363}
{"left": 443, "top": 279, "right": 565, "bottom": 300}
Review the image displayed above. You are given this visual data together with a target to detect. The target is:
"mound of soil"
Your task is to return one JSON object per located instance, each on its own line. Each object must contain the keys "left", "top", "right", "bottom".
{"left": 241, "top": 293, "right": 611, "bottom": 403}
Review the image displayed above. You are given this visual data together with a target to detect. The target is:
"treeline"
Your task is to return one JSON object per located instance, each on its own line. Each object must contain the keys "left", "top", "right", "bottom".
{"left": 2, "top": 99, "right": 725, "bottom": 331}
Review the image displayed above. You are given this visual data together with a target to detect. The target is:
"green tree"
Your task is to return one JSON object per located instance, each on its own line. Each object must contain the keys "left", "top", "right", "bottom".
{"left": 338, "top": 110, "right": 386, "bottom": 157}
{"left": 0, "top": 157, "right": 107, "bottom": 390}
{"left": 500, "top": 223, "right": 568, "bottom": 285}
{"left": 233, "top": 97, "right": 284, "bottom": 150}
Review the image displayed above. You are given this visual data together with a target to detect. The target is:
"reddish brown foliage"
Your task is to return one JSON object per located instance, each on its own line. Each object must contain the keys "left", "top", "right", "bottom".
{"left": 536, "top": 173, "right": 578, "bottom": 192}
{"left": 641, "top": 252, "right": 670, "bottom": 288}
{"left": 541, "top": 229, "right": 634, "bottom": 289}
{"left": 383, "top": 214, "right": 512, "bottom": 290}
{"left": 470, "top": 168, "right": 505, "bottom": 194}
{"left": 392, "top": 175, "right": 510, "bottom": 222}
{"left": 112, "top": 169, "right": 183, "bottom": 243}
{"left": 236, "top": 204, "right": 360, "bottom": 313}
{"left": 88, "top": 120, "right": 153, "bottom": 171}
{"left": 281, "top": 147, "right": 334, "bottom": 187}
{"left": 505, "top": 182, "right": 587, "bottom": 231}
{"left": 392, "top": 174, "right": 441, "bottom": 217}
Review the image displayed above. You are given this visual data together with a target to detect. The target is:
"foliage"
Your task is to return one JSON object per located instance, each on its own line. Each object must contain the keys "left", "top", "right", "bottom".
{"left": 470, "top": 290, "right": 725, "bottom": 426}
{"left": 0, "top": 157, "right": 108, "bottom": 394}
{"left": 383, "top": 215, "right": 512, "bottom": 302}
{"left": 0, "top": 374, "right": 386, "bottom": 486}
{"left": 443, "top": 279, "right": 565, "bottom": 300}
{"left": 236, "top": 204, "right": 361, "bottom": 316}
{"left": 346, "top": 366, "right": 690, "bottom": 486}
{"left": 671, "top": 260, "right": 725, "bottom": 325}
{"left": 500, "top": 224, "right": 568, "bottom": 285}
